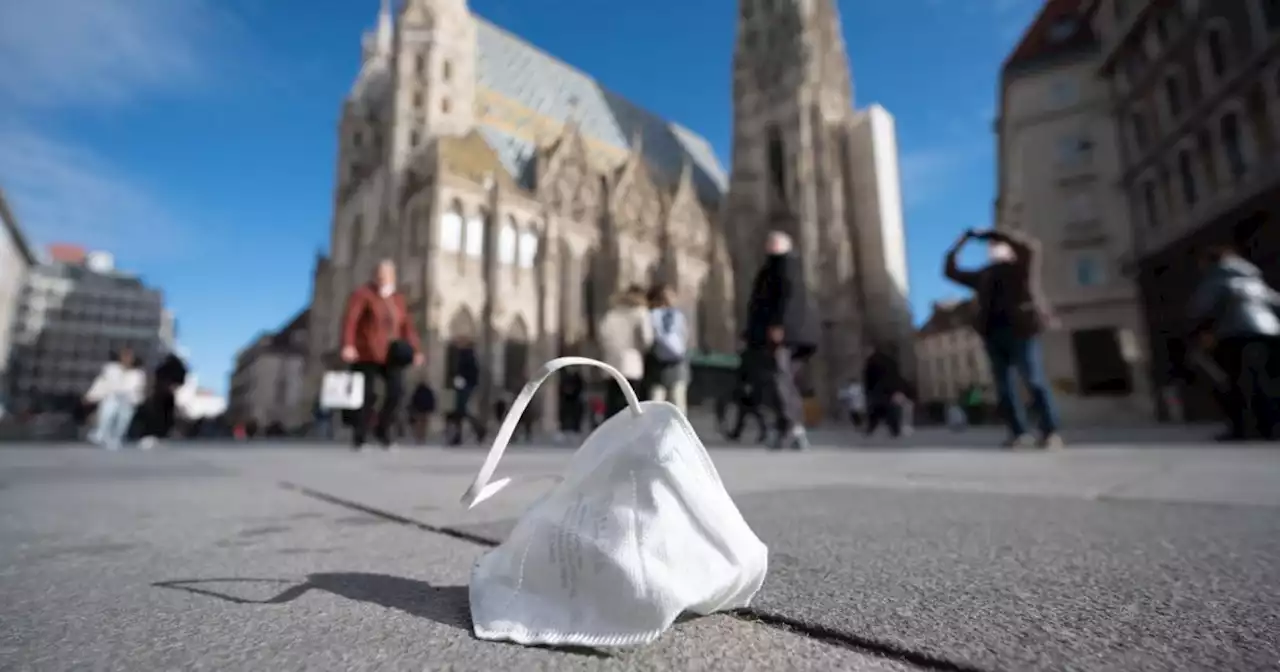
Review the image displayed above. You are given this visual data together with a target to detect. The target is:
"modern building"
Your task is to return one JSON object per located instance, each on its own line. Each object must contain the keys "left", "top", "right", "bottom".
{"left": 996, "top": 0, "right": 1153, "bottom": 426}
{"left": 303, "top": 0, "right": 911, "bottom": 421}
{"left": 5, "top": 247, "right": 170, "bottom": 411}
{"left": 1094, "top": 0, "right": 1280, "bottom": 421}
{"left": 0, "top": 187, "right": 37, "bottom": 398}
{"left": 228, "top": 309, "right": 309, "bottom": 431}
{"left": 915, "top": 300, "right": 993, "bottom": 406}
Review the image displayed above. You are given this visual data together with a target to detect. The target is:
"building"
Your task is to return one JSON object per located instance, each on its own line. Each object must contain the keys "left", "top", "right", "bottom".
{"left": 915, "top": 300, "right": 993, "bottom": 406}
{"left": 228, "top": 309, "right": 309, "bottom": 431}
{"left": 303, "top": 0, "right": 910, "bottom": 421}
{"left": 5, "top": 247, "right": 170, "bottom": 412}
{"left": 1094, "top": 0, "right": 1280, "bottom": 421}
{"left": 996, "top": 0, "right": 1153, "bottom": 425}
{"left": 723, "top": 1, "right": 914, "bottom": 404}
{"left": 0, "top": 187, "right": 37, "bottom": 398}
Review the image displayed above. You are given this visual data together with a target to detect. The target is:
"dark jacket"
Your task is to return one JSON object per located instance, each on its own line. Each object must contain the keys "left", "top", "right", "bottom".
{"left": 410, "top": 383, "right": 436, "bottom": 413}
{"left": 1187, "top": 254, "right": 1280, "bottom": 339}
{"left": 559, "top": 370, "right": 585, "bottom": 400}
{"left": 155, "top": 354, "right": 187, "bottom": 389}
{"left": 447, "top": 346, "right": 480, "bottom": 390}
{"left": 862, "top": 351, "right": 900, "bottom": 400}
{"left": 743, "top": 251, "right": 819, "bottom": 350}
{"left": 341, "top": 283, "right": 421, "bottom": 365}
{"left": 944, "top": 230, "right": 1050, "bottom": 339}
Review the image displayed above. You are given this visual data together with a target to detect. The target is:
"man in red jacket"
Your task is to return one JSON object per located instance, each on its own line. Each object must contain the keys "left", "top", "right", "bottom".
{"left": 341, "top": 260, "right": 423, "bottom": 450}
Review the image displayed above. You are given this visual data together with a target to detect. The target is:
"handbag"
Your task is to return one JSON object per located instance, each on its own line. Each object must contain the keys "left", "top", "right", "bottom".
{"left": 320, "top": 370, "right": 365, "bottom": 410}
{"left": 386, "top": 339, "right": 415, "bottom": 368}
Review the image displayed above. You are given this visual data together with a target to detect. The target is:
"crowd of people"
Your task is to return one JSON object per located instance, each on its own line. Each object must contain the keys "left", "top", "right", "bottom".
{"left": 81, "top": 347, "right": 190, "bottom": 449}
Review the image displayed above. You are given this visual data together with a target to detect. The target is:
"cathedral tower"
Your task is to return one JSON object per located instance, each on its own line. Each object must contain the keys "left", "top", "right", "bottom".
{"left": 725, "top": 0, "right": 868, "bottom": 407}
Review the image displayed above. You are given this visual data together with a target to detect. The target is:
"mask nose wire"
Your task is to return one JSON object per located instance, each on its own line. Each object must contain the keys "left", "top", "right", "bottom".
{"left": 461, "top": 357, "right": 643, "bottom": 508}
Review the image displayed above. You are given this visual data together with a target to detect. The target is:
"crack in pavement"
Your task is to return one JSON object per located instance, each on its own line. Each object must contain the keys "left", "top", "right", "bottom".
{"left": 278, "top": 480, "right": 988, "bottom": 672}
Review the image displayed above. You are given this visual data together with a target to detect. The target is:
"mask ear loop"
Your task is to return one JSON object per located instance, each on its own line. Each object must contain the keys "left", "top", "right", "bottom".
{"left": 461, "top": 357, "right": 643, "bottom": 509}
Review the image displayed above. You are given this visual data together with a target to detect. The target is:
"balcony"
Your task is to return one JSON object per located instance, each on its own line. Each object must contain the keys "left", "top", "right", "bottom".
{"left": 1060, "top": 219, "right": 1109, "bottom": 248}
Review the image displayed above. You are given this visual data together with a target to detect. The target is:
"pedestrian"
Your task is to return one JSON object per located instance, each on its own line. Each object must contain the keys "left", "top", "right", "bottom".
{"left": 137, "top": 351, "right": 188, "bottom": 449}
{"left": 409, "top": 380, "right": 436, "bottom": 444}
{"left": 944, "top": 227, "right": 1062, "bottom": 448}
{"left": 862, "top": 346, "right": 903, "bottom": 439}
{"left": 445, "top": 335, "right": 486, "bottom": 446}
{"left": 720, "top": 350, "right": 769, "bottom": 444}
{"left": 555, "top": 367, "right": 586, "bottom": 443}
{"left": 837, "top": 377, "right": 866, "bottom": 429}
{"left": 84, "top": 348, "right": 146, "bottom": 450}
{"left": 339, "top": 259, "right": 424, "bottom": 451}
{"left": 946, "top": 400, "right": 967, "bottom": 431}
{"left": 742, "top": 230, "right": 819, "bottom": 451}
{"left": 645, "top": 283, "right": 691, "bottom": 413}
{"left": 1187, "top": 244, "right": 1280, "bottom": 441}
{"left": 598, "top": 284, "right": 654, "bottom": 418}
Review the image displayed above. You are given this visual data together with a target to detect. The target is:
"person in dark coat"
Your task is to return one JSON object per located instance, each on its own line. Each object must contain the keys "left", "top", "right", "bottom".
{"left": 862, "top": 346, "right": 903, "bottom": 438}
{"left": 557, "top": 368, "right": 586, "bottom": 439}
{"left": 138, "top": 351, "right": 188, "bottom": 448}
{"left": 945, "top": 228, "right": 1062, "bottom": 449}
{"left": 409, "top": 381, "right": 436, "bottom": 444}
{"left": 445, "top": 335, "right": 486, "bottom": 446}
{"left": 742, "top": 230, "right": 819, "bottom": 451}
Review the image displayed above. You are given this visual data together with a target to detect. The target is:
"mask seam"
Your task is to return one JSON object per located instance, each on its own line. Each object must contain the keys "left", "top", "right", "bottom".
{"left": 629, "top": 469, "right": 647, "bottom": 602}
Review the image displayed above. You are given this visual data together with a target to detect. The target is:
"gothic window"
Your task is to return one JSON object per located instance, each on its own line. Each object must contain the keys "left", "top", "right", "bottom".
{"left": 348, "top": 215, "right": 364, "bottom": 263}
{"left": 1205, "top": 27, "right": 1229, "bottom": 78}
{"left": 518, "top": 227, "right": 539, "bottom": 269}
{"left": 1163, "top": 75, "right": 1183, "bottom": 120}
{"left": 498, "top": 216, "right": 517, "bottom": 265}
{"left": 1177, "top": 150, "right": 1198, "bottom": 205}
{"left": 1221, "top": 112, "right": 1247, "bottom": 178}
{"left": 465, "top": 211, "right": 485, "bottom": 258}
{"left": 413, "top": 91, "right": 423, "bottom": 108}
{"left": 410, "top": 130, "right": 420, "bottom": 147}
{"left": 353, "top": 131, "right": 363, "bottom": 148}
{"left": 766, "top": 125, "right": 786, "bottom": 201}
{"left": 442, "top": 98, "right": 451, "bottom": 114}
{"left": 1141, "top": 181, "right": 1160, "bottom": 228}
{"left": 415, "top": 54, "right": 426, "bottom": 74}
{"left": 440, "top": 200, "right": 463, "bottom": 251}
{"left": 1130, "top": 111, "right": 1148, "bottom": 150}
{"left": 443, "top": 60, "right": 453, "bottom": 81}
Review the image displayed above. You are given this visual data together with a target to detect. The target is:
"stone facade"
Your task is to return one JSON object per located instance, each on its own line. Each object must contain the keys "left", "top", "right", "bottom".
{"left": 229, "top": 310, "right": 309, "bottom": 431}
{"left": 0, "top": 187, "right": 36, "bottom": 397}
{"left": 723, "top": 0, "right": 914, "bottom": 411}
{"left": 915, "top": 300, "right": 994, "bottom": 406}
{"left": 303, "top": 0, "right": 911, "bottom": 421}
{"left": 997, "top": 0, "right": 1153, "bottom": 425}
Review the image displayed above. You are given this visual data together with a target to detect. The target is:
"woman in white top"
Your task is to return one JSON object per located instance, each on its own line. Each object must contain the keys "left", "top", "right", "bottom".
{"left": 85, "top": 348, "right": 147, "bottom": 450}
{"left": 597, "top": 284, "right": 655, "bottom": 418}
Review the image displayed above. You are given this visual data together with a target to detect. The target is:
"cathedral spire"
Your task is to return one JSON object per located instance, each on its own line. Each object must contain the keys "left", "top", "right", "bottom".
{"left": 375, "top": 0, "right": 394, "bottom": 57}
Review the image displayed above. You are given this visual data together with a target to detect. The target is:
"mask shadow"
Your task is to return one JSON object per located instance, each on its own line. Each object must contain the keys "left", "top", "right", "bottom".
{"left": 152, "top": 573, "right": 610, "bottom": 658}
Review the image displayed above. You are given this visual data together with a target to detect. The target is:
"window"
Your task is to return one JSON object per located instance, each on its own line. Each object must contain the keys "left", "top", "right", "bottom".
{"left": 443, "top": 60, "right": 453, "bottom": 81}
{"left": 517, "top": 229, "right": 539, "bottom": 269}
{"left": 498, "top": 217, "right": 517, "bottom": 265}
{"left": 352, "top": 131, "right": 363, "bottom": 147}
{"left": 1142, "top": 181, "right": 1160, "bottom": 228}
{"left": 1164, "top": 75, "right": 1183, "bottom": 119}
{"left": 1070, "top": 328, "right": 1134, "bottom": 396}
{"left": 1205, "top": 28, "right": 1228, "bottom": 77}
{"left": 1056, "top": 134, "right": 1091, "bottom": 165}
{"left": 1075, "top": 255, "right": 1104, "bottom": 287}
{"left": 409, "top": 130, "right": 420, "bottom": 147}
{"left": 1221, "top": 112, "right": 1247, "bottom": 178}
{"left": 1131, "top": 112, "right": 1148, "bottom": 149}
{"left": 1153, "top": 15, "right": 1170, "bottom": 44}
{"left": 1048, "top": 18, "right": 1075, "bottom": 42}
{"left": 441, "top": 98, "right": 451, "bottom": 114}
{"left": 1177, "top": 150, "right": 1198, "bottom": 205}
{"left": 464, "top": 212, "right": 485, "bottom": 258}
{"left": 766, "top": 124, "right": 787, "bottom": 201}
{"left": 1048, "top": 78, "right": 1079, "bottom": 108}
{"left": 415, "top": 54, "right": 426, "bottom": 74}
{"left": 413, "top": 91, "right": 423, "bottom": 108}
{"left": 1264, "top": 0, "right": 1280, "bottom": 29}
{"left": 440, "top": 202, "right": 463, "bottom": 251}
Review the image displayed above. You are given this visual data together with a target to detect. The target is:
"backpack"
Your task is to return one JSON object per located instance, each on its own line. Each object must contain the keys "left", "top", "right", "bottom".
{"left": 651, "top": 308, "right": 688, "bottom": 364}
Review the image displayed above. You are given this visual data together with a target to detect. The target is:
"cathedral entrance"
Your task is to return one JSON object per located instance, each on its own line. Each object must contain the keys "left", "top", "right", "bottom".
{"left": 502, "top": 317, "right": 530, "bottom": 394}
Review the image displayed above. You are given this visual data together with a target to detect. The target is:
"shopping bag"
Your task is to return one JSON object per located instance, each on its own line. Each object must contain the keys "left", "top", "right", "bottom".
{"left": 320, "top": 371, "right": 365, "bottom": 410}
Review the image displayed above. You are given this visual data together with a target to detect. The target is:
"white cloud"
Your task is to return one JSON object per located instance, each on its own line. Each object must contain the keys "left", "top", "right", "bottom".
{"left": 0, "top": 122, "right": 192, "bottom": 260}
{"left": 0, "top": 0, "right": 240, "bottom": 108}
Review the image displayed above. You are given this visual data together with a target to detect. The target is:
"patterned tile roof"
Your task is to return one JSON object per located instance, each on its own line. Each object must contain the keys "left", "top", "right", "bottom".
{"left": 474, "top": 19, "right": 727, "bottom": 205}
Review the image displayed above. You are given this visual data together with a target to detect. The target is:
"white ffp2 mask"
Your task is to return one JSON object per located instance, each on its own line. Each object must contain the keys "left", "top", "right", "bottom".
{"left": 461, "top": 357, "right": 769, "bottom": 649}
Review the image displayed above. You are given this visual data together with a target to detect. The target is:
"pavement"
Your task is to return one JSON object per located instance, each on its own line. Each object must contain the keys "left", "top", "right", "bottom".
{"left": 1, "top": 429, "right": 1278, "bottom": 671}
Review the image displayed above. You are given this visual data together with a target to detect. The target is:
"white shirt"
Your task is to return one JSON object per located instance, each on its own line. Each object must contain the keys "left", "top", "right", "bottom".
{"left": 85, "top": 362, "right": 146, "bottom": 405}
{"left": 838, "top": 383, "right": 866, "bottom": 411}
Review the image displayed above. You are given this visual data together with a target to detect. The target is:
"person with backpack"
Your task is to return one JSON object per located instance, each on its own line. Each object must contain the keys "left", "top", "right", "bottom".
{"left": 645, "top": 283, "right": 691, "bottom": 413}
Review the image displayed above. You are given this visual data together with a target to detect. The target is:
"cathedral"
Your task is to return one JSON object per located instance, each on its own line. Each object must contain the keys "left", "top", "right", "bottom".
{"left": 302, "top": 0, "right": 913, "bottom": 420}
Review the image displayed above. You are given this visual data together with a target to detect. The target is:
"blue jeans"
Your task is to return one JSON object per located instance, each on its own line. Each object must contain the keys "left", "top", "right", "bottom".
{"left": 983, "top": 328, "right": 1060, "bottom": 437}
{"left": 92, "top": 396, "right": 137, "bottom": 449}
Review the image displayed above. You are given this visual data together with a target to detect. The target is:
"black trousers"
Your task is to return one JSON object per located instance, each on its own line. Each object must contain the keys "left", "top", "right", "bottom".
{"left": 144, "top": 387, "right": 177, "bottom": 438}
{"left": 351, "top": 362, "right": 405, "bottom": 444}
{"left": 605, "top": 380, "right": 642, "bottom": 419}
{"left": 1214, "top": 335, "right": 1279, "bottom": 439}
{"left": 445, "top": 386, "right": 486, "bottom": 445}
{"left": 559, "top": 397, "right": 584, "bottom": 433}
{"left": 864, "top": 398, "right": 902, "bottom": 438}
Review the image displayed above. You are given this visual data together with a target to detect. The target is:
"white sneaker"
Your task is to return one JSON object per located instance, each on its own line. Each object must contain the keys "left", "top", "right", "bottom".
{"left": 138, "top": 437, "right": 158, "bottom": 450}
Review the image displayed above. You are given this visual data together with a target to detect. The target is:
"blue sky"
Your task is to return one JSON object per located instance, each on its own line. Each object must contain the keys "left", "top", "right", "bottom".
{"left": 0, "top": 0, "right": 1040, "bottom": 394}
